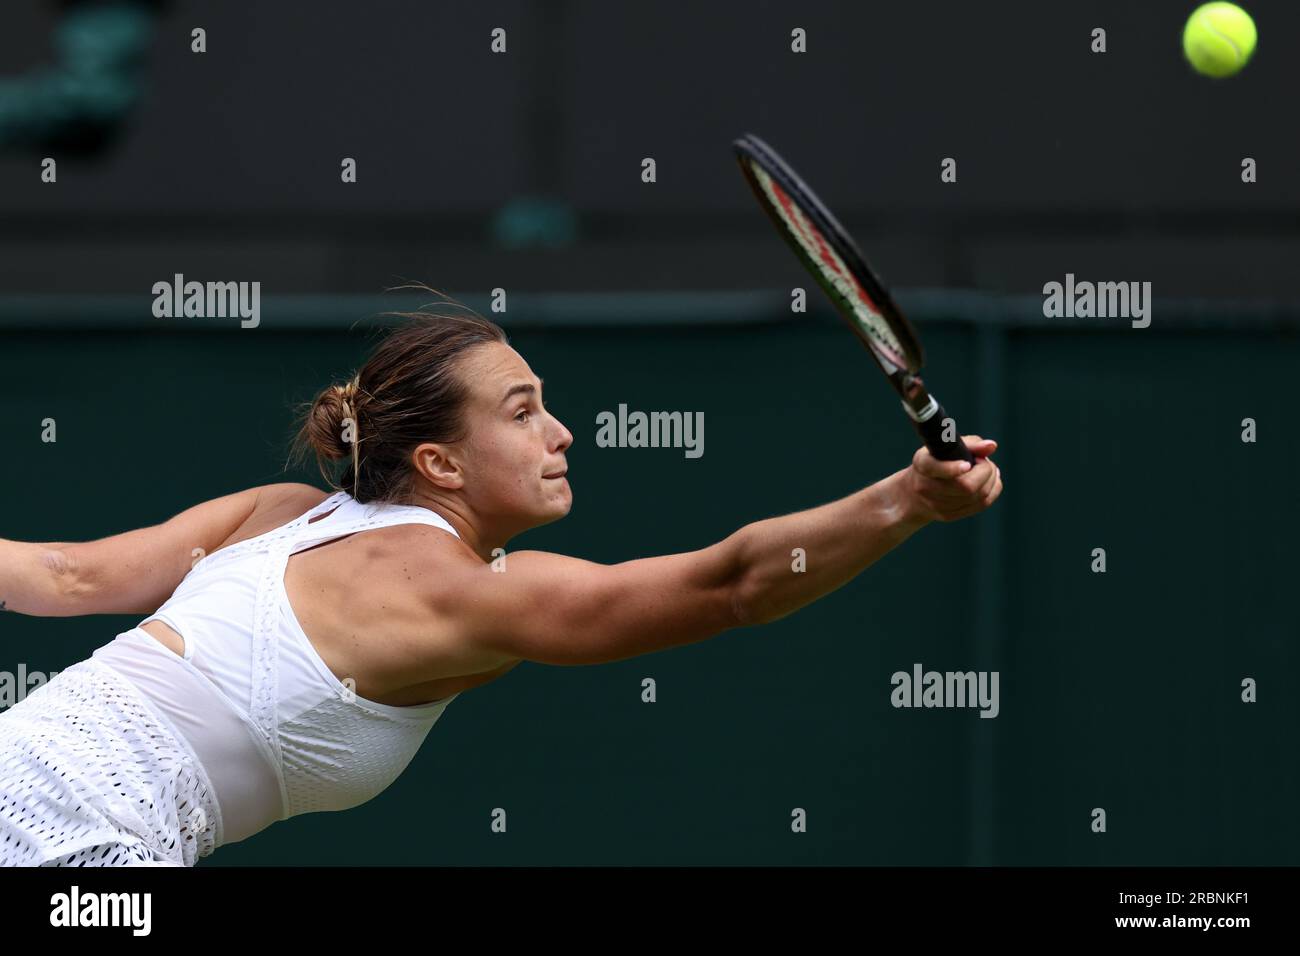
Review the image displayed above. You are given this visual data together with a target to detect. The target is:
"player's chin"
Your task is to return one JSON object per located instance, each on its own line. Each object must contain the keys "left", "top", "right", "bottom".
{"left": 537, "top": 481, "right": 574, "bottom": 520}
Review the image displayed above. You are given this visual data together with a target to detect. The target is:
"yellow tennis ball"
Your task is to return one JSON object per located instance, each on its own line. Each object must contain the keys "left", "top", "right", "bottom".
{"left": 1183, "top": 3, "right": 1257, "bottom": 78}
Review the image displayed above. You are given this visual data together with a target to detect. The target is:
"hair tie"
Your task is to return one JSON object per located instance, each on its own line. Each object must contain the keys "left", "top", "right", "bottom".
{"left": 335, "top": 377, "right": 361, "bottom": 498}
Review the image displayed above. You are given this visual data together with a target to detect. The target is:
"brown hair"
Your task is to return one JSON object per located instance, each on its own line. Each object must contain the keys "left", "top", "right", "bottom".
{"left": 289, "top": 289, "right": 509, "bottom": 504}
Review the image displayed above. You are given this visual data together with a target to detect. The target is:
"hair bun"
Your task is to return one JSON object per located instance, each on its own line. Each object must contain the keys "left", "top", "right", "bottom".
{"left": 335, "top": 379, "right": 359, "bottom": 406}
{"left": 307, "top": 379, "right": 359, "bottom": 461}
{"left": 289, "top": 301, "right": 508, "bottom": 503}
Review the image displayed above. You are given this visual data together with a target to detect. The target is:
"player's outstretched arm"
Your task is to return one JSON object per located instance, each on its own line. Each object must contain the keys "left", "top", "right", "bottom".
{"left": 0, "top": 485, "right": 286, "bottom": 618}
{"left": 729, "top": 436, "right": 1000, "bottom": 627}
{"left": 441, "top": 437, "right": 1000, "bottom": 667}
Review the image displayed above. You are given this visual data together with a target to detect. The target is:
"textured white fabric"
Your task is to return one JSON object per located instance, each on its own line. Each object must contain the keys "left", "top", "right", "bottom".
{"left": 1, "top": 490, "right": 465, "bottom": 866}
{"left": 92, "top": 629, "right": 279, "bottom": 846}
{"left": 0, "top": 658, "right": 218, "bottom": 866}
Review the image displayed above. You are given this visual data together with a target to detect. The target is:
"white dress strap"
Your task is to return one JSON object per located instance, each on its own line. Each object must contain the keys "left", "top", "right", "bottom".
{"left": 289, "top": 498, "right": 461, "bottom": 557}
{"left": 245, "top": 491, "right": 460, "bottom": 798}
{"left": 299, "top": 490, "right": 352, "bottom": 524}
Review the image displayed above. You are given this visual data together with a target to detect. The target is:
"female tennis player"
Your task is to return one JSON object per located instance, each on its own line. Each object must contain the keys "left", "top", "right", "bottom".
{"left": 0, "top": 305, "right": 1001, "bottom": 866}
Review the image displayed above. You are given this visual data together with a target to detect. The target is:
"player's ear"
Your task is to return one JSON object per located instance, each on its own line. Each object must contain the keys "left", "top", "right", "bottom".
{"left": 412, "top": 442, "right": 464, "bottom": 490}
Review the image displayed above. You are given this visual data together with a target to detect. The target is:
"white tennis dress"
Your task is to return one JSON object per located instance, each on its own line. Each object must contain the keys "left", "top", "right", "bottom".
{"left": 0, "top": 490, "right": 463, "bottom": 866}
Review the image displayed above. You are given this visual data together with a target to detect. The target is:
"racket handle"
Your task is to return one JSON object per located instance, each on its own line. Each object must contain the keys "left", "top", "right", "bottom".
{"left": 905, "top": 398, "right": 976, "bottom": 464}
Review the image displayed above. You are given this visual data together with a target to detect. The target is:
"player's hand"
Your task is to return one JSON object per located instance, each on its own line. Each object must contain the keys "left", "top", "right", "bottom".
{"left": 902, "top": 436, "right": 1002, "bottom": 523}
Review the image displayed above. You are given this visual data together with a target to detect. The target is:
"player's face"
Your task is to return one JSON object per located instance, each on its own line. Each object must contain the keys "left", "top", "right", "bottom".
{"left": 452, "top": 342, "right": 574, "bottom": 535}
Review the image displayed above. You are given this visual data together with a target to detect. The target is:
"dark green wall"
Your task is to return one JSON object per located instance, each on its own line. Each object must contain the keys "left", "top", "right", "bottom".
{"left": 2, "top": 313, "right": 1296, "bottom": 865}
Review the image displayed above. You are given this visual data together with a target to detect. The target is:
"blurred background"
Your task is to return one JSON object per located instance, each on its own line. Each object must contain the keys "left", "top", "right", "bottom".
{"left": 0, "top": 0, "right": 1296, "bottom": 865}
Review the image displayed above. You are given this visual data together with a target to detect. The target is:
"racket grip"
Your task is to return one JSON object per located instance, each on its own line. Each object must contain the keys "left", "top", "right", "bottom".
{"left": 908, "top": 400, "right": 976, "bottom": 464}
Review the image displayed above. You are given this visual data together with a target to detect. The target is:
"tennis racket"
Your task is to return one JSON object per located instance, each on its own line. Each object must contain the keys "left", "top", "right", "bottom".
{"left": 733, "top": 133, "right": 975, "bottom": 465}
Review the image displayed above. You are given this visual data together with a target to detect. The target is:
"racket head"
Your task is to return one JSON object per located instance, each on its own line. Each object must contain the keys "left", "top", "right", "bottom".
{"left": 733, "top": 133, "right": 925, "bottom": 376}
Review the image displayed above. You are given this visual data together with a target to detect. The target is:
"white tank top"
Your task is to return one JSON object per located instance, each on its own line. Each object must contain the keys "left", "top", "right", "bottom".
{"left": 91, "top": 490, "right": 463, "bottom": 850}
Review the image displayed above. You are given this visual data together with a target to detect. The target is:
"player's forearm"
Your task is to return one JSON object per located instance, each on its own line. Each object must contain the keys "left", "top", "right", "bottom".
{"left": 0, "top": 538, "right": 77, "bottom": 616}
{"left": 728, "top": 469, "right": 930, "bottom": 627}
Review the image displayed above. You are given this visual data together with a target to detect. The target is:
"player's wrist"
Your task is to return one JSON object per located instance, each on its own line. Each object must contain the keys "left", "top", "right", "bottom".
{"left": 881, "top": 468, "right": 933, "bottom": 534}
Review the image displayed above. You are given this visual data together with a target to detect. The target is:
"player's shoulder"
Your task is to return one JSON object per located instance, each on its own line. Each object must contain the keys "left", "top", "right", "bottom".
{"left": 374, "top": 521, "right": 491, "bottom": 630}
{"left": 256, "top": 482, "right": 333, "bottom": 515}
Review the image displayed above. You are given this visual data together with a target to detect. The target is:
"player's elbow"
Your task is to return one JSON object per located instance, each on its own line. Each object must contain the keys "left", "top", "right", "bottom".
{"left": 29, "top": 546, "right": 89, "bottom": 617}
{"left": 464, "top": 548, "right": 750, "bottom": 667}
{"left": 729, "top": 579, "right": 759, "bottom": 628}
{"left": 525, "top": 587, "right": 748, "bottom": 668}
{"left": 731, "top": 565, "right": 787, "bottom": 628}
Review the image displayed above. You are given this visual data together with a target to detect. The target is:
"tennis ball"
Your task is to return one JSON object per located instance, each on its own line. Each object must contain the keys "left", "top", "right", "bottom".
{"left": 1183, "top": 3, "right": 1256, "bottom": 78}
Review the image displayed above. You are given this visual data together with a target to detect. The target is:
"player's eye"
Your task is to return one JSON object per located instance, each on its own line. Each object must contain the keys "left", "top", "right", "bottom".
{"left": 515, "top": 409, "right": 530, "bottom": 423}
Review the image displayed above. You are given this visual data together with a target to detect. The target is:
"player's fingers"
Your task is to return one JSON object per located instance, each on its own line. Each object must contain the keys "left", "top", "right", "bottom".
{"left": 912, "top": 445, "right": 975, "bottom": 479}
{"left": 956, "top": 474, "right": 1001, "bottom": 518}
{"left": 914, "top": 438, "right": 998, "bottom": 481}
{"left": 962, "top": 435, "right": 998, "bottom": 456}
{"left": 982, "top": 465, "right": 1003, "bottom": 506}
{"left": 974, "top": 459, "right": 999, "bottom": 498}
{"left": 946, "top": 456, "right": 995, "bottom": 497}
{"left": 930, "top": 462, "right": 1002, "bottom": 521}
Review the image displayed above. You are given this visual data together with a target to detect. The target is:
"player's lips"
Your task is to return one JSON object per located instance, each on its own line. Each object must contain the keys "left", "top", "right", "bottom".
{"left": 543, "top": 470, "right": 568, "bottom": 479}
